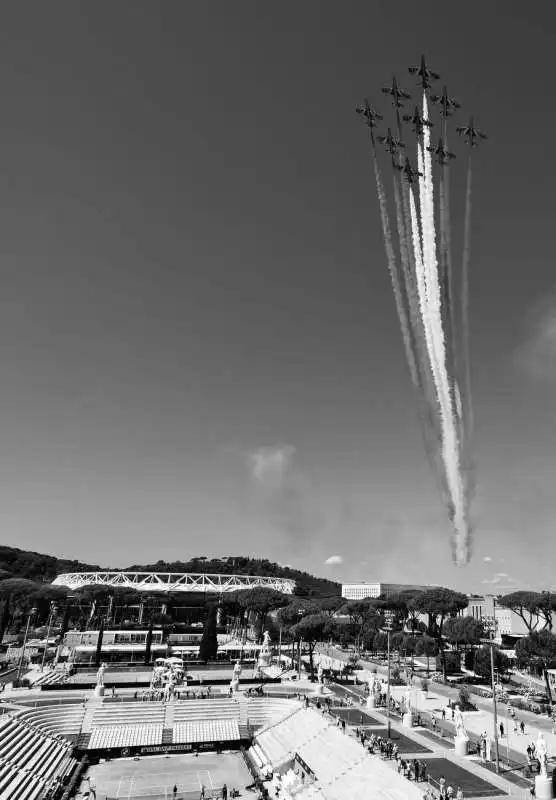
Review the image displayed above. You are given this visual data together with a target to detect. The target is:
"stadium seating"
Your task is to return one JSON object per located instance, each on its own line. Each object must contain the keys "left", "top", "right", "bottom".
{"left": 88, "top": 724, "right": 163, "bottom": 749}
{"left": 0, "top": 713, "right": 77, "bottom": 800}
{"left": 17, "top": 704, "right": 86, "bottom": 739}
{"left": 173, "top": 698, "right": 240, "bottom": 723}
{"left": 173, "top": 719, "right": 240, "bottom": 744}
{"left": 91, "top": 701, "right": 165, "bottom": 727}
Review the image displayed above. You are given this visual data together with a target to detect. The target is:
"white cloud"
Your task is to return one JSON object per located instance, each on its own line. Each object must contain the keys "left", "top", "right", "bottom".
{"left": 248, "top": 444, "right": 296, "bottom": 487}
{"left": 483, "top": 556, "right": 492, "bottom": 562}
{"left": 325, "top": 555, "right": 344, "bottom": 566}
{"left": 481, "top": 572, "right": 517, "bottom": 586}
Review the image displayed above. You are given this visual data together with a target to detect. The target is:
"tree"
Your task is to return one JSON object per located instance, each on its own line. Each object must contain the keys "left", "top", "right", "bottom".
{"left": 410, "top": 588, "right": 468, "bottom": 678}
{"left": 414, "top": 635, "right": 439, "bottom": 676}
{"left": 95, "top": 618, "right": 105, "bottom": 668}
{"left": 238, "top": 589, "right": 289, "bottom": 641}
{"left": 498, "top": 591, "right": 544, "bottom": 634}
{"left": 444, "top": 616, "right": 484, "bottom": 650}
{"left": 317, "top": 596, "right": 344, "bottom": 617}
{"left": 290, "top": 613, "right": 334, "bottom": 678}
{"left": 515, "top": 630, "right": 556, "bottom": 708}
{"left": 198, "top": 605, "right": 218, "bottom": 661}
{"left": 473, "top": 645, "right": 510, "bottom": 681}
{"left": 339, "top": 599, "right": 381, "bottom": 654}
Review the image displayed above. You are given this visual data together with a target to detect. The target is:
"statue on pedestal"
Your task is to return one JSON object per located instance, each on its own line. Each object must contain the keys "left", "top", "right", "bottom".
{"left": 404, "top": 687, "right": 412, "bottom": 713}
{"left": 96, "top": 662, "right": 106, "bottom": 687}
{"left": 453, "top": 704, "right": 469, "bottom": 740}
{"left": 317, "top": 664, "right": 324, "bottom": 684}
{"left": 536, "top": 732, "right": 548, "bottom": 778}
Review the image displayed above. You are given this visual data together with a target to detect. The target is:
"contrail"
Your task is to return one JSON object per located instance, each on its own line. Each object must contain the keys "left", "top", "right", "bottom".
{"left": 422, "top": 93, "right": 470, "bottom": 565}
{"left": 461, "top": 153, "right": 474, "bottom": 449}
{"left": 372, "top": 148, "right": 420, "bottom": 390}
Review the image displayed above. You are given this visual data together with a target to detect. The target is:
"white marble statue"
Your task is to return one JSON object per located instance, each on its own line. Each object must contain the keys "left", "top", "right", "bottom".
{"left": 536, "top": 731, "right": 548, "bottom": 778}
{"left": 317, "top": 663, "right": 324, "bottom": 684}
{"left": 262, "top": 630, "right": 271, "bottom": 650}
{"left": 96, "top": 662, "right": 106, "bottom": 687}
{"left": 453, "top": 704, "right": 468, "bottom": 740}
{"left": 404, "top": 687, "right": 412, "bottom": 712}
{"left": 233, "top": 659, "right": 242, "bottom": 680}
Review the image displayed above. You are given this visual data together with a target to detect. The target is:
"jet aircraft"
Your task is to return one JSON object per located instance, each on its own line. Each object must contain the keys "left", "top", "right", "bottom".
{"left": 377, "top": 128, "right": 405, "bottom": 155}
{"left": 456, "top": 116, "right": 487, "bottom": 147}
{"left": 408, "top": 55, "right": 440, "bottom": 89}
{"left": 402, "top": 106, "right": 433, "bottom": 138}
{"left": 427, "top": 136, "right": 456, "bottom": 165}
{"left": 396, "top": 157, "right": 423, "bottom": 185}
{"left": 355, "top": 100, "right": 383, "bottom": 129}
{"left": 381, "top": 76, "right": 411, "bottom": 107}
{"left": 430, "top": 85, "right": 461, "bottom": 117}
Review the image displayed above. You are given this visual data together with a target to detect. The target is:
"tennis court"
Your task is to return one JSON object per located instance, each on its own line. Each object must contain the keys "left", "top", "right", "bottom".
{"left": 81, "top": 751, "right": 251, "bottom": 799}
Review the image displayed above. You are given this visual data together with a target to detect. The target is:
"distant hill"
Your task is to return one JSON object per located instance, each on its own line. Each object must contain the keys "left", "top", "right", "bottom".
{"left": 0, "top": 547, "right": 340, "bottom": 598}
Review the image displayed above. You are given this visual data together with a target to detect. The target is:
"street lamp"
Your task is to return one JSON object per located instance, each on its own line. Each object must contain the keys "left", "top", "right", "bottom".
{"left": 482, "top": 614, "right": 500, "bottom": 774}
{"left": 40, "top": 602, "right": 58, "bottom": 673}
{"left": 16, "top": 607, "right": 37, "bottom": 684}
{"left": 383, "top": 609, "right": 395, "bottom": 739}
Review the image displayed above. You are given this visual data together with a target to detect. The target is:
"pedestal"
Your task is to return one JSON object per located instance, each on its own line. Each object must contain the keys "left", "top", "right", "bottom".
{"left": 315, "top": 683, "right": 323, "bottom": 696}
{"left": 534, "top": 776, "right": 554, "bottom": 800}
{"left": 402, "top": 712, "right": 413, "bottom": 728}
{"left": 454, "top": 736, "right": 468, "bottom": 757}
{"left": 94, "top": 686, "right": 105, "bottom": 698}
{"left": 230, "top": 679, "right": 239, "bottom": 694}
{"left": 366, "top": 695, "right": 376, "bottom": 709}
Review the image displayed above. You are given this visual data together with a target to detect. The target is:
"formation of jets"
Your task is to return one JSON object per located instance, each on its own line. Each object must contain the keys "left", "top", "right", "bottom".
{"left": 403, "top": 106, "right": 433, "bottom": 139}
{"left": 357, "top": 55, "right": 486, "bottom": 169}
{"left": 427, "top": 136, "right": 456, "bottom": 165}
{"left": 456, "top": 117, "right": 487, "bottom": 147}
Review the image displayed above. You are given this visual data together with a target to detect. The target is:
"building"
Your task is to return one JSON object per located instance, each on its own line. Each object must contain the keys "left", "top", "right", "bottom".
{"left": 462, "top": 595, "right": 544, "bottom": 643}
{"left": 341, "top": 582, "right": 434, "bottom": 601}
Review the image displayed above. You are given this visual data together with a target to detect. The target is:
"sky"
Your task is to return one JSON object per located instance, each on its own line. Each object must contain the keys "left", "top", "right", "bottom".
{"left": 0, "top": 2, "right": 555, "bottom": 594}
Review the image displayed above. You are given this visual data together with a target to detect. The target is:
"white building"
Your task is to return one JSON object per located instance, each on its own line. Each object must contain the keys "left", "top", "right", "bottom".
{"left": 462, "top": 595, "right": 544, "bottom": 643}
{"left": 341, "top": 582, "right": 434, "bottom": 601}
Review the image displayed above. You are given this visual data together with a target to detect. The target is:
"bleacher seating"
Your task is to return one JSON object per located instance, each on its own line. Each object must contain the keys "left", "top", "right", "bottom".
{"left": 0, "top": 713, "right": 77, "bottom": 800}
{"left": 174, "top": 720, "right": 240, "bottom": 744}
{"left": 173, "top": 699, "right": 240, "bottom": 723}
{"left": 244, "top": 697, "right": 299, "bottom": 729}
{"left": 18, "top": 704, "right": 86, "bottom": 739}
{"left": 91, "top": 702, "right": 165, "bottom": 727}
{"left": 88, "top": 724, "right": 163, "bottom": 749}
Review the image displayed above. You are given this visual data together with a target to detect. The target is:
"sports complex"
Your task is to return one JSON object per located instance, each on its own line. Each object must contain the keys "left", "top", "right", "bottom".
{"left": 0, "top": 569, "right": 531, "bottom": 800}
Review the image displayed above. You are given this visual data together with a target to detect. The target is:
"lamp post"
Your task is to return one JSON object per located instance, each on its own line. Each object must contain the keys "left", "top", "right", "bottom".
{"left": 482, "top": 614, "right": 500, "bottom": 774}
{"left": 383, "top": 609, "right": 395, "bottom": 738}
{"left": 16, "top": 607, "right": 37, "bottom": 684}
{"left": 40, "top": 602, "right": 57, "bottom": 673}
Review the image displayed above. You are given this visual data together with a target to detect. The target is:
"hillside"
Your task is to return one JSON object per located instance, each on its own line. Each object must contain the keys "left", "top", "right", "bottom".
{"left": 0, "top": 547, "right": 339, "bottom": 598}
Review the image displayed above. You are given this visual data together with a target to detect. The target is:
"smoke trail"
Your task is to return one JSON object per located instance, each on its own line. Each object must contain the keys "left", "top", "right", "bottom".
{"left": 439, "top": 154, "right": 458, "bottom": 415}
{"left": 372, "top": 150, "right": 420, "bottom": 390}
{"left": 422, "top": 94, "right": 470, "bottom": 565}
{"left": 461, "top": 153, "right": 474, "bottom": 447}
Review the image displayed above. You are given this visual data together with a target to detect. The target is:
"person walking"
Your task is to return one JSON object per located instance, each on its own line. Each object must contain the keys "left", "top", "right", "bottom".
{"left": 499, "top": 721, "right": 504, "bottom": 738}
{"left": 173, "top": 785, "right": 177, "bottom": 799}
{"left": 520, "top": 720, "right": 526, "bottom": 735}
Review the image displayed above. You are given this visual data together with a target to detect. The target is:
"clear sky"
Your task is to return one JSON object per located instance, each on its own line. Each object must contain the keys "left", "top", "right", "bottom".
{"left": 1, "top": 2, "right": 555, "bottom": 594}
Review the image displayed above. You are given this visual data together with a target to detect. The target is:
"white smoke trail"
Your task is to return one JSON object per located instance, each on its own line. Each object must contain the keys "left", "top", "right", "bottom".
{"left": 461, "top": 154, "right": 474, "bottom": 445}
{"left": 421, "top": 93, "right": 470, "bottom": 565}
{"left": 373, "top": 153, "right": 420, "bottom": 390}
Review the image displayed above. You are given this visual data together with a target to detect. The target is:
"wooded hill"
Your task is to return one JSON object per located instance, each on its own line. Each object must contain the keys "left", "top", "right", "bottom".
{"left": 0, "top": 547, "right": 339, "bottom": 598}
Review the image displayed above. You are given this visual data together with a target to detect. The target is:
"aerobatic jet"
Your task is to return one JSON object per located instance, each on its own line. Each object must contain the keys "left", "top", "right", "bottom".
{"left": 402, "top": 105, "right": 434, "bottom": 138}
{"left": 427, "top": 136, "right": 456, "bottom": 165}
{"left": 377, "top": 127, "right": 405, "bottom": 155}
{"left": 396, "top": 157, "right": 423, "bottom": 185}
{"left": 381, "top": 76, "right": 411, "bottom": 107}
{"left": 456, "top": 116, "right": 487, "bottom": 147}
{"left": 355, "top": 100, "right": 383, "bottom": 129}
{"left": 430, "top": 85, "right": 461, "bottom": 117}
{"left": 408, "top": 55, "right": 440, "bottom": 89}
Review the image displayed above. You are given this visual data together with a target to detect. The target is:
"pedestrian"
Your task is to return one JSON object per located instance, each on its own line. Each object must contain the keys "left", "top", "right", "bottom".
{"left": 442, "top": 707, "right": 446, "bottom": 720}
{"left": 520, "top": 720, "right": 525, "bottom": 735}
{"left": 222, "top": 784, "right": 228, "bottom": 800}
{"left": 173, "top": 785, "right": 177, "bottom": 798}
{"left": 500, "top": 722, "right": 504, "bottom": 738}
{"left": 200, "top": 785, "right": 206, "bottom": 800}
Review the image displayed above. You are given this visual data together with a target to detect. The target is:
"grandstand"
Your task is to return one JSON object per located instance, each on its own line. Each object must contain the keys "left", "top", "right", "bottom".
{"left": 0, "top": 712, "right": 77, "bottom": 799}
